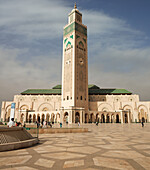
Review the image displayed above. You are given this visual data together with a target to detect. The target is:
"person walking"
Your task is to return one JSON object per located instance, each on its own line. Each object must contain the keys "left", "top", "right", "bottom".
{"left": 141, "top": 121, "right": 144, "bottom": 127}
{"left": 7, "top": 118, "right": 15, "bottom": 127}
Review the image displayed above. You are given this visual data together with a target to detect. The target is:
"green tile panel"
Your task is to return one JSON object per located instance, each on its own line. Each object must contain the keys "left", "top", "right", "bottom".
{"left": 21, "top": 88, "right": 132, "bottom": 95}
{"left": 21, "top": 89, "right": 61, "bottom": 95}
{"left": 89, "top": 89, "right": 132, "bottom": 95}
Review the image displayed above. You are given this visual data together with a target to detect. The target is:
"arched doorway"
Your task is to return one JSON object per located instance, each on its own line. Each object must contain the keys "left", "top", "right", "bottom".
{"left": 106, "top": 114, "right": 110, "bottom": 123}
{"left": 41, "top": 114, "right": 45, "bottom": 125}
{"left": 124, "top": 114, "right": 128, "bottom": 123}
{"left": 116, "top": 114, "right": 119, "bottom": 123}
{"left": 90, "top": 113, "right": 95, "bottom": 123}
{"left": 46, "top": 114, "right": 50, "bottom": 122}
{"left": 75, "top": 112, "right": 80, "bottom": 123}
{"left": 96, "top": 114, "right": 99, "bottom": 123}
{"left": 139, "top": 108, "right": 147, "bottom": 123}
{"left": 85, "top": 113, "right": 88, "bottom": 123}
{"left": 33, "top": 114, "right": 36, "bottom": 123}
{"left": 21, "top": 114, "right": 24, "bottom": 123}
{"left": 101, "top": 114, "right": 105, "bottom": 123}
{"left": 37, "top": 114, "right": 40, "bottom": 122}
{"left": 64, "top": 112, "right": 68, "bottom": 123}
{"left": 56, "top": 113, "right": 60, "bottom": 123}
{"left": 29, "top": 114, "right": 32, "bottom": 123}
{"left": 111, "top": 114, "right": 114, "bottom": 123}
{"left": 51, "top": 113, "right": 55, "bottom": 124}
{"left": 5, "top": 108, "right": 11, "bottom": 122}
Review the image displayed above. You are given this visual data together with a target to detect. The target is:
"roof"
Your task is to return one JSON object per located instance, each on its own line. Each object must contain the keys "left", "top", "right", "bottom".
{"left": 88, "top": 89, "right": 132, "bottom": 95}
{"left": 52, "top": 85, "right": 62, "bottom": 89}
{"left": 88, "top": 84, "right": 100, "bottom": 89}
{"left": 21, "top": 85, "right": 132, "bottom": 95}
{"left": 21, "top": 89, "right": 61, "bottom": 95}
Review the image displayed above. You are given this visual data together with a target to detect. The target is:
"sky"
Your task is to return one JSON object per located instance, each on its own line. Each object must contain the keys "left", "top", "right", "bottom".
{"left": 0, "top": 0, "right": 150, "bottom": 112}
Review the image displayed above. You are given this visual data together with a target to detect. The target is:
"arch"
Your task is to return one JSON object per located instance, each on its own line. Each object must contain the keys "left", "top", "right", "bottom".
{"left": 41, "top": 114, "right": 45, "bottom": 125}
{"left": 37, "top": 114, "right": 40, "bottom": 122}
{"left": 56, "top": 113, "right": 60, "bottom": 123}
{"left": 85, "top": 113, "right": 88, "bottom": 123}
{"left": 101, "top": 114, "right": 105, "bottom": 123}
{"left": 124, "top": 113, "right": 128, "bottom": 123}
{"left": 75, "top": 112, "right": 80, "bottom": 123}
{"left": 5, "top": 106, "right": 11, "bottom": 122}
{"left": 66, "top": 41, "right": 71, "bottom": 48}
{"left": 20, "top": 114, "right": 24, "bottom": 123}
{"left": 138, "top": 104, "right": 148, "bottom": 113}
{"left": 38, "top": 103, "right": 53, "bottom": 112}
{"left": 89, "top": 113, "right": 95, "bottom": 123}
{"left": 106, "top": 114, "right": 110, "bottom": 123}
{"left": 46, "top": 113, "right": 50, "bottom": 122}
{"left": 20, "top": 104, "right": 29, "bottom": 110}
{"left": 33, "top": 114, "right": 36, "bottom": 123}
{"left": 116, "top": 114, "right": 119, "bottom": 123}
{"left": 98, "top": 103, "right": 113, "bottom": 112}
{"left": 123, "top": 105, "right": 133, "bottom": 112}
{"left": 29, "top": 114, "right": 32, "bottom": 123}
{"left": 42, "top": 107, "right": 49, "bottom": 111}
{"left": 51, "top": 113, "right": 55, "bottom": 123}
{"left": 79, "top": 41, "right": 84, "bottom": 48}
{"left": 96, "top": 113, "right": 99, "bottom": 123}
{"left": 64, "top": 112, "right": 69, "bottom": 123}
{"left": 138, "top": 105, "right": 148, "bottom": 123}
{"left": 111, "top": 114, "right": 115, "bottom": 123}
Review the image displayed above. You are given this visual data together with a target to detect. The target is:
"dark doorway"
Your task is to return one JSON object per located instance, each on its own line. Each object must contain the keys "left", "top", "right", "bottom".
{"left": 75, "top": 112, "right": 80, "bottom": 123}
{"left": 124, "top": 114, "right": 128, "bottom": 123}
{"left": 85, "top": 113, "right": 88, "bottom": 123}
{"left": 106, "top": 114, "right": 110, "bottom": 123}
{"left": 116, "top": 114, "right": 119, "bottom": 123}
{"left": 101, "top": 114, "right": 105, "bottom": 123}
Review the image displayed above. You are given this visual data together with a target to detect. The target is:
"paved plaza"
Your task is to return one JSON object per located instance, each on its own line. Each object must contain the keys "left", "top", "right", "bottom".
{"left": 0, "top": 124, "right": 150, "bottom": 170}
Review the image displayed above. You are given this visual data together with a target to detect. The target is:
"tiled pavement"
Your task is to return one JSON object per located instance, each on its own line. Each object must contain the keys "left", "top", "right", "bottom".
{"left": 0, "top": 124, "right": 150, "bottom": 170}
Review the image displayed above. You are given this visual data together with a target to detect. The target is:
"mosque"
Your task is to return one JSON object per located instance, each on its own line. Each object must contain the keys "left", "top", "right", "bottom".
{"left": 1, "top": 4, "right": 150, "bottom": 124}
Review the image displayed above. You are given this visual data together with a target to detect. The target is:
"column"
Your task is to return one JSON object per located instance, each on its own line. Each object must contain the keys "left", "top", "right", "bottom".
{"left": 128, "top": 112, "right": 130, "bottom": 123}
{"left": 105, "top": 114, "right": 107, "bottom": 123}
{"left": 120, "top": 111, "right": 123, "bottom": 123}
{"left": 69, "top": 111, "right": 72, "bottom": 124}
{"left": 80, "top": 111, "right": 82, "bottom": 124}
{"left": 82, "top": 111, "right": 85, "bottom": 123}
{"left": 60, "top": 110, "right": 63, "bottom": 123}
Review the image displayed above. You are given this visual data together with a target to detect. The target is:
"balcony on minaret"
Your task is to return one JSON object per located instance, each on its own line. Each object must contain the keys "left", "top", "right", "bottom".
{"left": 68, "top": 3, "right": 82, "bottom": 24}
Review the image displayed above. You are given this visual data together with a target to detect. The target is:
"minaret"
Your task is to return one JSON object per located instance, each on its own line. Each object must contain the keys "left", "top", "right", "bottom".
{"left": 61, "top": 4, "right": 88, "bottom": 122}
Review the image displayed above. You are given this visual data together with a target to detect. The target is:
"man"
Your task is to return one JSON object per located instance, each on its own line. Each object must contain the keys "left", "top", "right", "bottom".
{"left": 7, "top": 118, "right": 15, "bottom": 127}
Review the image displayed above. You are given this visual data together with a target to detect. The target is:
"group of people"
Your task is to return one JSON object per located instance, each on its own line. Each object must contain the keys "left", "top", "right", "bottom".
{"left": 36, "top": 120, "right": 52, "bottom": 128}
{"left": 7, "top": 118, "right": 23, "bottom": 127}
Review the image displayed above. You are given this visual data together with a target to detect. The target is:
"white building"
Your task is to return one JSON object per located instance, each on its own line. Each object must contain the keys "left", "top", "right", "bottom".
{"left": 1, "top": 4, "right": 150, "bottom": 124}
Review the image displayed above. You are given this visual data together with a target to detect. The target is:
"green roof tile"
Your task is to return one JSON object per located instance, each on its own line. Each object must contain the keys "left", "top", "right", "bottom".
{"left": 88, "top": 89, "right": 132, "bottom": 95}
{"left": 21, "top": 89, "right": 61, "bottom": 95}
{"left": 88, "top": 84, "right": 100, "bottom": 89}
{"left": 21, "top": 87, "right": 132, "bottom": 95}
{"left": 52, "top": 85, "right": 62, "bottom": 89}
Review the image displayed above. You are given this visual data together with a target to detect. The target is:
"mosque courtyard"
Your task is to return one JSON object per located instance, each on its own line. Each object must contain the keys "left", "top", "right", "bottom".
{"left": 0, "top": 123, "right": 150, "bottom": 170}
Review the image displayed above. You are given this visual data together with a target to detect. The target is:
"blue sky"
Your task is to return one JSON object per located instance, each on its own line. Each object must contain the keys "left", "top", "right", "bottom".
{"left": 0, "top": 0, "right": 150, "bottom": 110}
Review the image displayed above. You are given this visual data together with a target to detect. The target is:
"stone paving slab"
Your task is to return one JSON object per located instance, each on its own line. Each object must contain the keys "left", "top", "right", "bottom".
{"left": 0, "top": 124, "right": 150, "bottom": 170}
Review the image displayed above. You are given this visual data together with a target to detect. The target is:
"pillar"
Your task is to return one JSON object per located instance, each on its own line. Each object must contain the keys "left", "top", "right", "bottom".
{"left": 120, "top": 111, "right": 123, "bottom": 123}
{"left": 80, "top": 111, "right": 82, "bottom": 124}
{"left": 128, "top": 112, "right": 130, "bottom": 123}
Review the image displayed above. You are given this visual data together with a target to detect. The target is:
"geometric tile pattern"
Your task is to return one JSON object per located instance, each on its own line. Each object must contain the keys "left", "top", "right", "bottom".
{"left": 0, "top": 124, "right": 150, "bottom": 170}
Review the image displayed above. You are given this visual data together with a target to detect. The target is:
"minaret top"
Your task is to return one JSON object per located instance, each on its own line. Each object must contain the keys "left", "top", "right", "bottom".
{"left": 74, "top": 2, "right": 77, "bottom": 9}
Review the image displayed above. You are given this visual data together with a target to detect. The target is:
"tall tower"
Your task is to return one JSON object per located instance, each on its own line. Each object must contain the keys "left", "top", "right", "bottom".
{"left": 61, "top": 4, "right": 88, "bottom": 123}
